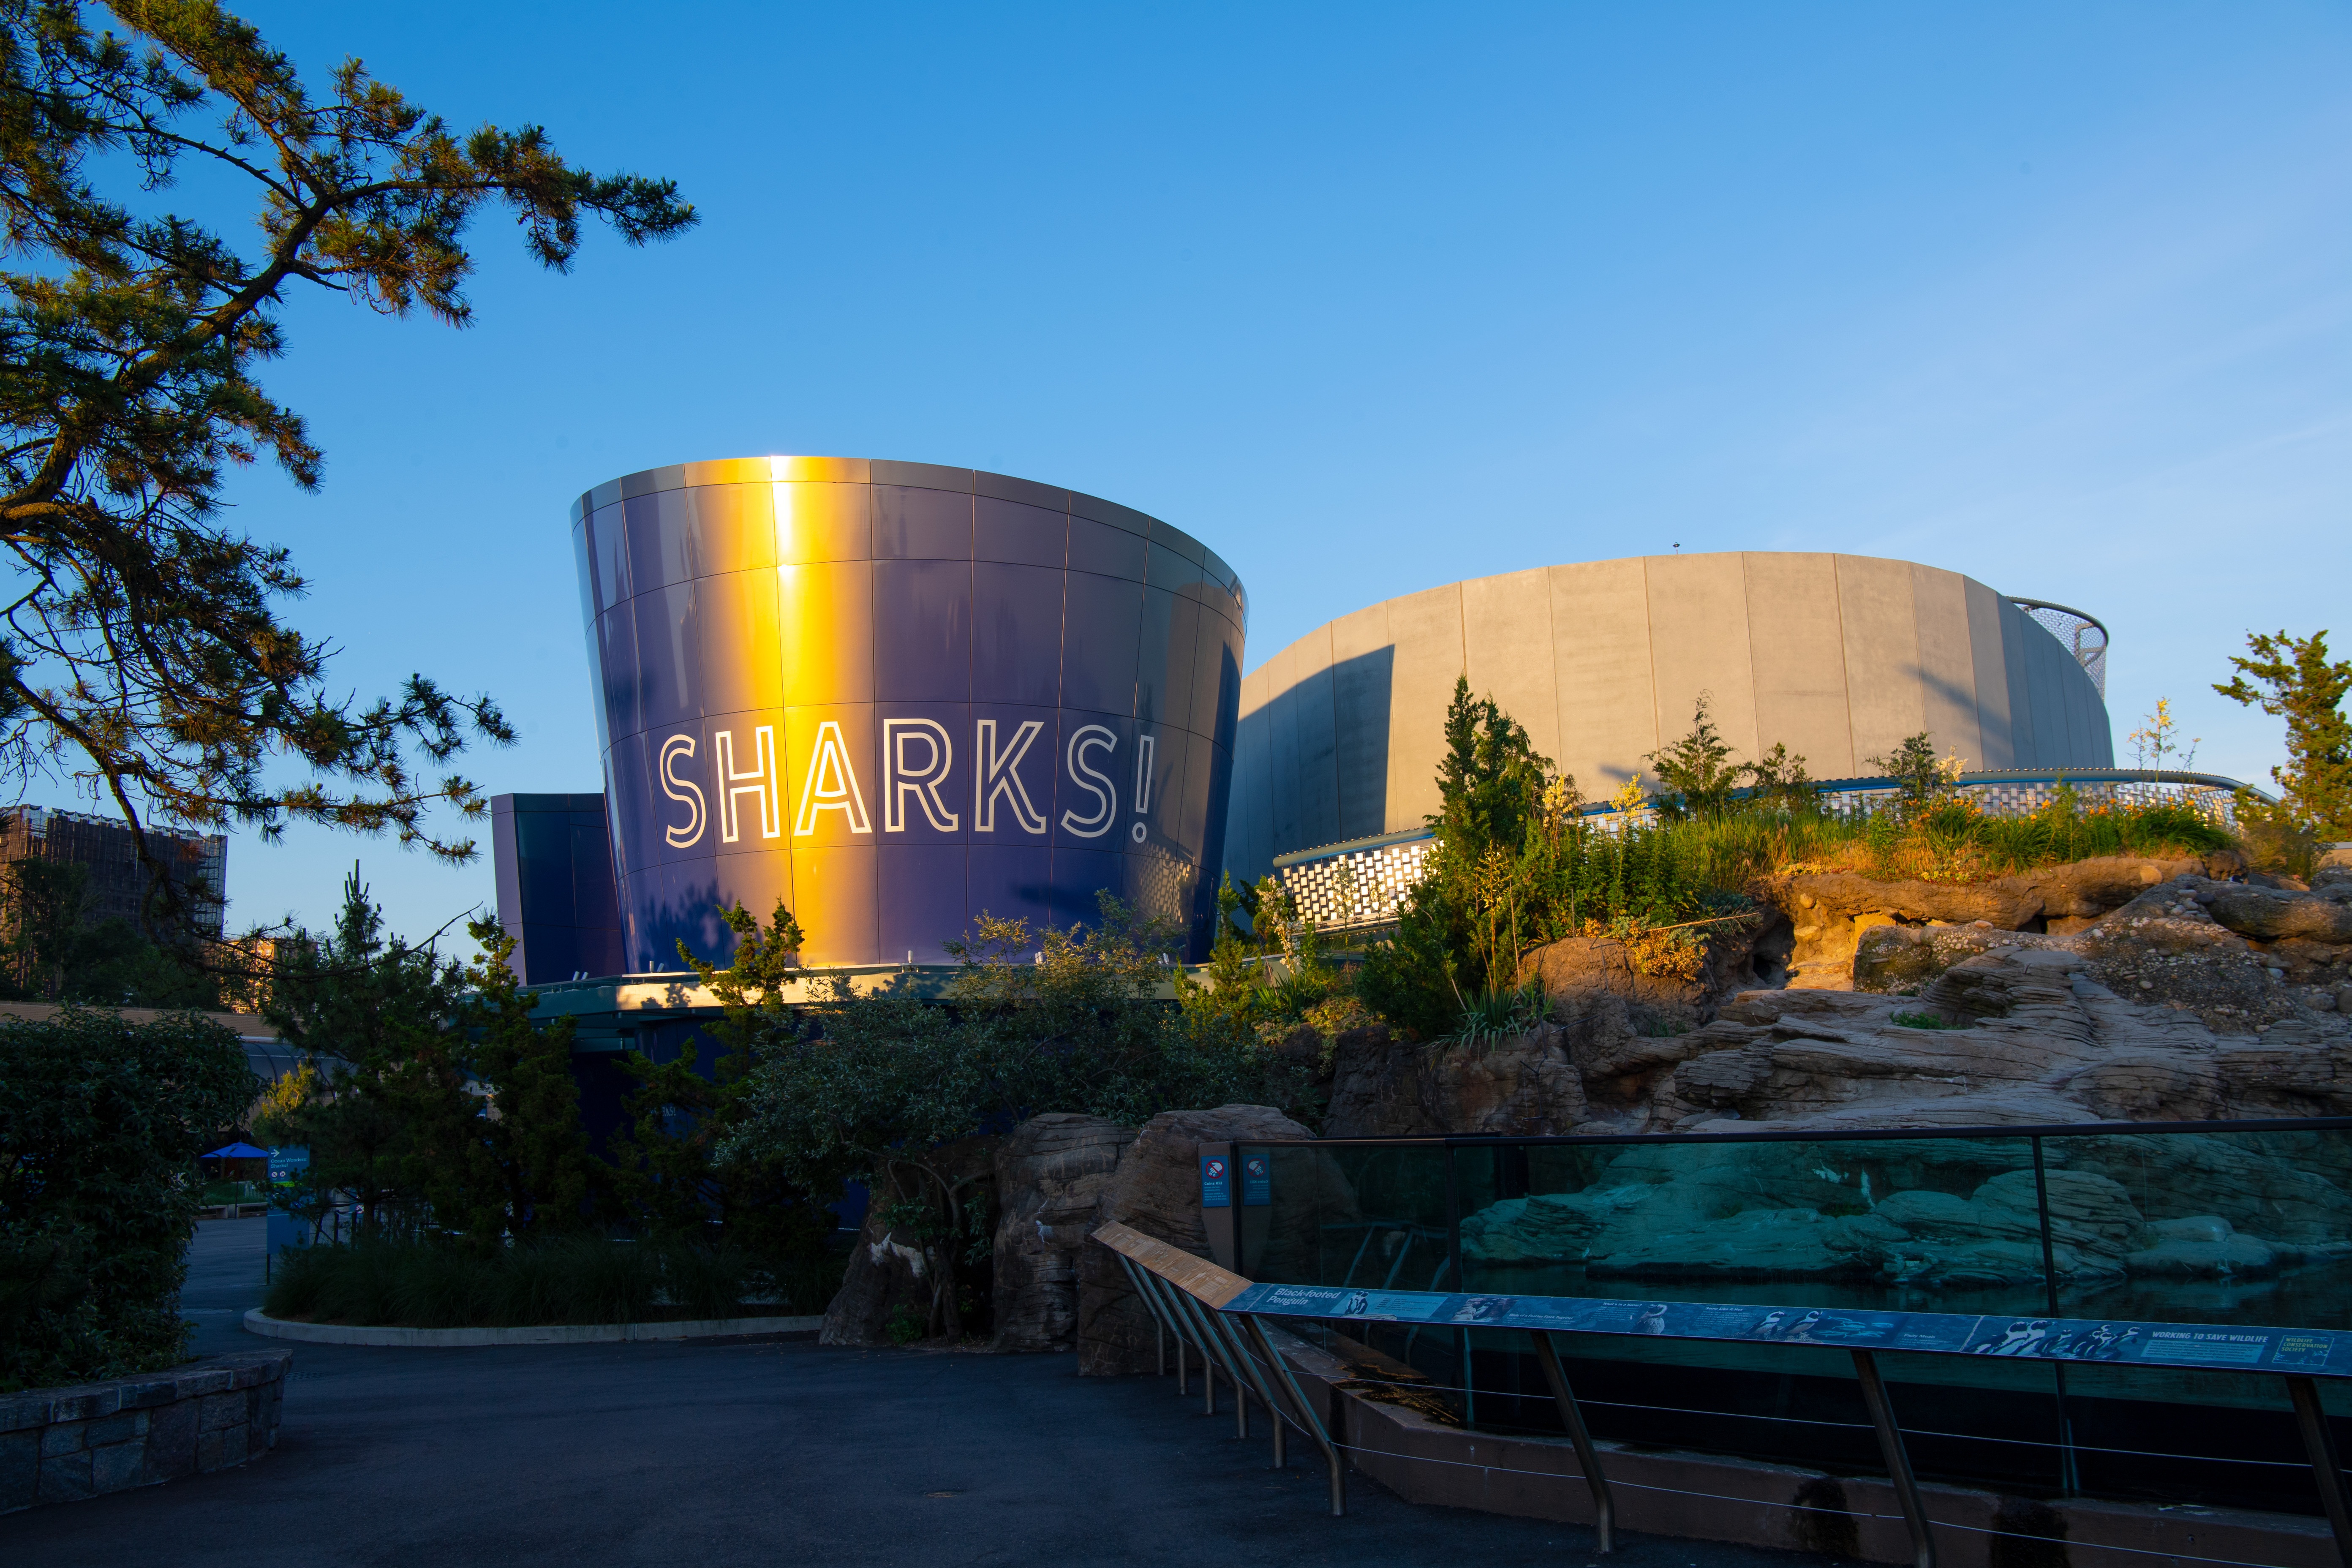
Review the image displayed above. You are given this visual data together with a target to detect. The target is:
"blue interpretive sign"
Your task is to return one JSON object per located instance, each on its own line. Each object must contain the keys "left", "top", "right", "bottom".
{"left": 1218, "top": 1283, "right": 2352, "bottom": 1380}
{"left": 1200, "top": 1155, "right": 1231, "bottom": 1208}
{"left": 1241, "top": 1154, "right": 1271, "bottom": 1206}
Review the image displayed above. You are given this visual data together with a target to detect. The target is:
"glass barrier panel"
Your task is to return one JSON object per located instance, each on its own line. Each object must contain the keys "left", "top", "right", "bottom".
{"left": 1237, "top": 1141, "right": 1451, "bottom": 1292}
{"left": 2039, "top": 1126, "right": 2352, "bottom": 1329}
{"left": 1456, "top": 1134, "right": 2055, "bottom": 1318}
{"left": 1228, "top": 1128, "right": 2352, "bottom": 1515}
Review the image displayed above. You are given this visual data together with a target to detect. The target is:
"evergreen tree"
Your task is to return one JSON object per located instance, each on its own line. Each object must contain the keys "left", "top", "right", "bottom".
{"left": 256, "top": 865, "right": 463, "bottom": 1233}
{"left": 259, "top": 880, "right": 602, "bottom": 1244}
{"left": 610, "top": 900, "right": 830, "bottom": 1258}
{"left": 1430, "top": 675, "right": 1552, "bottom": 859}
{"left": 0, "top": 3, "right": 694, "bottom": 910}
{"left": 1645, "top": 694, "right": 1742, "bottom": 821}
{"left": 455, "top": 919, "right": 593, "bottom": 1240}
{"left": 1870, "top": 732, "right": 1950, "bottom": 817}
{"left": 2215, "top": 630, "right": 2352, "bottom": 839}
{"left": 1745, "top": 741, "right": 1817, "bottom": 814}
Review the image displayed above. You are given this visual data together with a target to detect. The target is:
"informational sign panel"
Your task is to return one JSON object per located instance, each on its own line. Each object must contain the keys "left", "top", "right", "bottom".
{"left": 1199, "top": 1155, "right": 1231, "bottom": 1208}
{"left": 267, "top": 1146, "right": 310, "bottom": 1184}
{"left": 1220, "top": 1283, "right": 2352, "bottom": 1379}
{"left": 1241, "top": 1153, "right": 1271, "bottom": 1206}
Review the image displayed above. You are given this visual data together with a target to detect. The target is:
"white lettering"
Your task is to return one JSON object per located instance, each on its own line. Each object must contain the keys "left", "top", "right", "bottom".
{"left": 714, "top": 726, "right": 782, "bottom": 842}
{"left": 793, "top": 720, "right": 873, "bottom": 835}
{"left": 883, "top": 718, "right": 960, "bottom": 832}
{"left": 1133, "top": 732, "right": 1157, "bottom": 814}
{"left": 660, "top": 734, "right": 706, "bottom": 848}
{"left": 974, "top": 719, "right": 1047, "bottom": 834}
{"left": 1061, "top": 724, "right": 1118, "bottom": 838}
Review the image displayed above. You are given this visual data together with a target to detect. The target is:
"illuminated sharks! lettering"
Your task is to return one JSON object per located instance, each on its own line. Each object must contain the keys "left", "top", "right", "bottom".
{"left": 657, "top": 718, "right": 1155, "bottom": 849}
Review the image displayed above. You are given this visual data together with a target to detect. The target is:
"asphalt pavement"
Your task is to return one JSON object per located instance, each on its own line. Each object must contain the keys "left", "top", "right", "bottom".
{"left": 1, "top": 1219, "right": 1854, "bottom": 1568}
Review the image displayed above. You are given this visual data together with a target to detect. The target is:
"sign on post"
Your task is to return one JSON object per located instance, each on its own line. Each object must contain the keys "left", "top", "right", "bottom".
{"left": 1241, "top": 1153, "right": 1271, "bottom": 1206}
{"left": 1200, "top": 1154, "right": 1231, "bottom": 1208}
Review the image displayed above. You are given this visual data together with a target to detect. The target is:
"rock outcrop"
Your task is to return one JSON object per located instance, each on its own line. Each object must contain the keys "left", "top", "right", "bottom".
{"left": 1324, "top": 1022, "right": 1590, "bottom": 1138}
{"left": 1350, "top": 868, "right": 2352, "bottom": 1143}
{"left": 1758, "top": 854, "right": 2214, "bottom": 983}
{"left": 1513, "top": 916, "right": 1782, "bottom": 1028}
{"left": 1638, "top": 945, "right": 2352, "bottom": 1131}
{"left": 1856, "top": 869, "right": 2352, "bottom": 1026}
{"left": 990, "top": 1113, "right": 1135, "bottom": 1353}
{"left": 1073, "top": 1104, "right": 1324, "bottom": 1375}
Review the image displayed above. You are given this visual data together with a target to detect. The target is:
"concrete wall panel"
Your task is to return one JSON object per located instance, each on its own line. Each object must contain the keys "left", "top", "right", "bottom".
{"left": 1963, "top": 580, "right": 2019, "bottom": 769}
{"left": 1382, "top": 583, "right": 1467, "bottom": 834}
{"left": 1232, "top": 664, "right": 1275, "bottom": 884}
{"left": 1264, "top": 639, "right": 1307, "bottom": 861}
{"left": 1328, "top": 603, "right": 1396, "bottom": 843}
{"left": 1644, "top": 553, "right": 1760, "bottom": 770}
{"left": 1741, "top": 553, "right": 1855, "bottom": 777}
{"left": 2020, "top": 619, "right": 2070, "bottom": 770}
{"left": 1996, "top": 599, "right": 2042, "bottom": 768}
{"left": 1288, "top": 626, "right": 1342, "bottom": 852}
{"left": 1911, "top": 564, "right": 1985, "bottom": 772}
{"left": 1462, "top": 569, "right": 1562, "bottom": 770}
{"left": 1223, "top": 551, "right": 2114, "bottom": 883}
{"left": 1549, "top": 558, "right": 1658, "bottom": 796}
{"left": 2060, "top": 652, "right": 2112, "bottom": 766}
{"left": 1835, "top": 555, "right": 1925, "bottom": 768}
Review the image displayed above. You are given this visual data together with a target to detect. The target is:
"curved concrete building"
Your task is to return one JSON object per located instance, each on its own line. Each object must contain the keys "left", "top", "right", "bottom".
{"left": 1224, "top": 552, "right": 2111, "bottom": 884}
{"left": 572, "top": 456, "right": 1246, "bottom": 969}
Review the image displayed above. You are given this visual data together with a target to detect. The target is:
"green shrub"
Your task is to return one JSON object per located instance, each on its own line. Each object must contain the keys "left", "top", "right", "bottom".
{"left": 663, "top": 1242, "right": 751, "bottom": 1319}
{"left": 0, "top": 1008, "right": 253, "bottom": 1391}
{"left": 260, "top": 1234, "right": 777, "bottom": 1328}
{"left": 768, "top": 1252, "right": 849, "bottom": 1315}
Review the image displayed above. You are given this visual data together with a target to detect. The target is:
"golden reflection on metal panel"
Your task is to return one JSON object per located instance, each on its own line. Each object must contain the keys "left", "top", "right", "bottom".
{"left": 575, "top": 459, "right": 1240, "bottom": 970}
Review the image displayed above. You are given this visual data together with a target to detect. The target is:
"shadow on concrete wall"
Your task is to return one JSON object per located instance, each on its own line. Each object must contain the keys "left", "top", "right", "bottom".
{"left": 1233, "top": 643, "right": 1395, "bottom": 885}
{"left": 1331, "top": 645, "right": 1394, "bottom": 843}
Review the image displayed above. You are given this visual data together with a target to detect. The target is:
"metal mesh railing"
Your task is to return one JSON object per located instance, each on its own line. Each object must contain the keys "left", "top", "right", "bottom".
{"left": 2014, "top": 598, "right": 2110, "bottom": 698}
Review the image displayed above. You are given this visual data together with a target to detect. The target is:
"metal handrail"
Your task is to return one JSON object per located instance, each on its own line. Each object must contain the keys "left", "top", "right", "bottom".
{"left": 1097, "top": 1222, "right": 1347, "bottom": 1516}
{"left": 1099, "top": 1219, "right": 2352, "bottom": 1567}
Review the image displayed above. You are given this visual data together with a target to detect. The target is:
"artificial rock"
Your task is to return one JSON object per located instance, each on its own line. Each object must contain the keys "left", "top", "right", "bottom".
{"left": 1073, "top": 1104, "right": 1320, "bottom": 1376}
{"left": 989, "top": 1114, "right": 1135, "bottom": 1353}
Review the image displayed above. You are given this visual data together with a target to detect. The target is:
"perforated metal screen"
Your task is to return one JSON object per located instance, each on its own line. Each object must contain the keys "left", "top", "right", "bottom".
{"left": 2013, "top": 599, "right": 2108, "bottom": 699}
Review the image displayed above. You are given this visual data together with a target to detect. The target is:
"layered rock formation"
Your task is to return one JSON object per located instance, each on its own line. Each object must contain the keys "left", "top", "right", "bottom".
{"left": 1326, "top": 865, "right": 2352, "bottom": 1140}
{"left": 1759, "top": 853, "right": 2215, "bottom": 986}
{"left": 1325, "top": 1021, "right": 1588, "bottom": 1138}
{"left": 990, "top": 1114, "right": 1135, "bottom": 1353}
{"left": 1443, "top": 873, "right": 2352, "bottom": 1295}
{"left": 1638, "top": 947, "right": 2352, "bottom": 1132}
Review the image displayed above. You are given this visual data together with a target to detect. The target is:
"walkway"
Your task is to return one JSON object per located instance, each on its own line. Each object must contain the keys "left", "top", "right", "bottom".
{"left": 1, "top": 1220, "right": 1851, "bottom": 1568}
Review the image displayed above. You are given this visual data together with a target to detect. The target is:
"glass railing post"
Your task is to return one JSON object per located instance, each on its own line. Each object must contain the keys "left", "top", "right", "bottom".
{"left": 1444, "top": 1141, "right": 1471, "bottom": 1426}
{"left": 1532, "top": 1330, "right": 1616, "bottom": 1552}
{"left": 2029, "top": 1135, "right": 2082, "bottom": 1495}
{"left": 1240, "top": 1312, "right": 1347, "bottom": 1517}
{"left": 2284, "top": 1375, "right": 2352, "bottom": 1566}
{"left": 1851, "top": 1349, "right": 1937, "bottom": 1568}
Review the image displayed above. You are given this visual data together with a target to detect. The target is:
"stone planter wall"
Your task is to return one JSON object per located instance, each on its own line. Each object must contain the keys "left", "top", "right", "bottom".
{"left": 1, "top": 1349, "right": 291, "bottom": 1513}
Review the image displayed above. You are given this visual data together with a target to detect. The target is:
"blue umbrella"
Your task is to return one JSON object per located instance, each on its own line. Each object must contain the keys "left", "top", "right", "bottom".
{"left": 204, "top": 1142, "right": 271, "bottom": 1159}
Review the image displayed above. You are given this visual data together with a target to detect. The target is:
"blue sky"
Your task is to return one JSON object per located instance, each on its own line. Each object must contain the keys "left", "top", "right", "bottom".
{"left": 165, "top": 2, "right": 2352, "bottom": 940}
